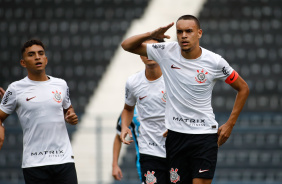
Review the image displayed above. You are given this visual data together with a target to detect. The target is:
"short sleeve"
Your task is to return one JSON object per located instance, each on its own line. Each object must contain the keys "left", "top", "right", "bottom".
{"left": 147, "top": 42, "right": 167, "bottom": 64}
{"left": 124, "top": 79, "right": 136, "bottom": 106}
{"left": 215, "top": 57, "right": 234, "bottom": 81}
{"left": 0, "top": 85, "right": 17, "bottom": 114}
{"left": 63, "top": 85, "right": 71, "bottom": 109}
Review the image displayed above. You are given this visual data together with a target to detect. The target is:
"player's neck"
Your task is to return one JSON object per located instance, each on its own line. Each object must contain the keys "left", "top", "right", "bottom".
{"left": 181, "top": 46, "right": 202, "bottom": 60}
{"left": 27, "top": 71, "right": 49, "bottom": 81}
{"left": 145, "top": 66, "right": 162, "bottom": 81}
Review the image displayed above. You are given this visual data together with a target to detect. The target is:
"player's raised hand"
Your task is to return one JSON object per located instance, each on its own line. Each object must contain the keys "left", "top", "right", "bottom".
{"left": 65, "top": 110, "right": 78, "bottom": 125}
{"left": 120, "top": 127, "right": 133, "bottom": 145}
{"left": 150, "top": 22, "right": 174, "bottom": 40}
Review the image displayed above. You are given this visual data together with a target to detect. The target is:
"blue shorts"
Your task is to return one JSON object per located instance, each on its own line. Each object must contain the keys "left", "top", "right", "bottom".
{"left": 166, "top": 130, "right": 218, "bottom": 184}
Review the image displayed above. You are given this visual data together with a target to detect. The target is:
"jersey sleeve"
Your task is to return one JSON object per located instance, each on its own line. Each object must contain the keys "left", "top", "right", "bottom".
{"left": 215, "top": 57, "right": 238, "bottom": 84}
{"left": 147, "top": 42, "right": 167, "bottom": 64}
{"left": 62, "top": 84, "right": 71, "bottom": 109}
{"left": 0, "top": 85, "right": 17, "bottom": 114}
{"left": 124, "top": 79, "right": 136, "bottom": 106}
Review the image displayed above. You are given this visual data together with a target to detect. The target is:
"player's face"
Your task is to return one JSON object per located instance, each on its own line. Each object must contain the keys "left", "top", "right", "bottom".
{"left": 20, "top": 44, "right": 48, "bottom": 73}
{"left": 176, "top": 19, "right": 202, "bottom": 52}
{"left": 140, "top": 40, "right": 158, "bottom": 66}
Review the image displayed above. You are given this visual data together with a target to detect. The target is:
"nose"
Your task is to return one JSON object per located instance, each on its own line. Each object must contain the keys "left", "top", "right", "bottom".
{"left": 35, "top": 53, "right": 40, "bottom": 60}
{"left": 182, "top": 32, "right": 188, "bottom": 38}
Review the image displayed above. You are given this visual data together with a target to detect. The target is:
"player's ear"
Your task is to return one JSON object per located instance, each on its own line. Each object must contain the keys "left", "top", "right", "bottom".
{"left": 198, "top": 29, "right": 203, "bottom": 39}
{"left": 20, "top": 59, "right": 26, "bottom": 68}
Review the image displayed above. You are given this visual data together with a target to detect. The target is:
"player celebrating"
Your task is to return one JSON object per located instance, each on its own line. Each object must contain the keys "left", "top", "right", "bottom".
{"left": 121, "top": 38, "right": 169, "bottom": 184}
{"left": 121, "top": 15, "right": 249, "bottom": 184}
{"left": 0, "top": 39, "right": 78, "bottom": 184}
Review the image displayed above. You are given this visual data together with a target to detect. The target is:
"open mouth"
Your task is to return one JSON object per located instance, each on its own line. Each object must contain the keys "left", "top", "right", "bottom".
{"left": 35, "top": 62, "right": 42, "bottom": 66}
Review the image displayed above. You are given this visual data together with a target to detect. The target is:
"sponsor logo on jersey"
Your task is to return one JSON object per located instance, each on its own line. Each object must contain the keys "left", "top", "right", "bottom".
{"left": 152, "top": 44, "right": 165, "bottom": 50}
{"left": 222, "top": 66, "right": 229, "bottom": 76}
{"left": 171, "top": 65, "right": 181, "bottom": 69}
{"left": 26, "top": 96, "right": 36, "bottom": 101}
{"left": 139, "top": 96, "right": 147, "bottom": 100}
{"left": 1, "top": 91, "right": 12, "bottom": 105}
{"left": 173, "top": 117, "right": 206, "bottom": 126}
{"left": 199, "top": 169, "right": 209, "bottom": 173}
{"left": 195, "top": 69, "right": 208, "bottom": 84}
{"left": 125, "top": 88, "right": 129, "bottom": 99}
{"left": 161, "top": 91, "right": 166, "bottom": 102}
{"left": 31, "top": 150, "right": 64, "bottom": 157}
{"left": 170, "top": 168, "right": 180, "bottom": 183}
{"left": 144, "top": 171, "right": 157, "bottom": 184}
{"left": 52, "top": 90, "right": 62, "bottom": 103}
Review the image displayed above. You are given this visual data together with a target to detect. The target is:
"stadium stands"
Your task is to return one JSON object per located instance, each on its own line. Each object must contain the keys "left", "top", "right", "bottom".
{"left": 199, "top": 0, "right": 282, "bottom": 183}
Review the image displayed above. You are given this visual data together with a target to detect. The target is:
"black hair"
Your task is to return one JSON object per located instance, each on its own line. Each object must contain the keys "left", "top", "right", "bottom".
{"left": 21, "top": 39, "right": 45, "bottom": 55}
{"left": 177, "top": 15, "right": 201, "bottom": 29}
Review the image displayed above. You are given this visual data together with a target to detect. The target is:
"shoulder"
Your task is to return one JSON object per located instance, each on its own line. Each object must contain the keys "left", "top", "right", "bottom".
{"left": 201, "top": 47, "right": 222, "bottom": 61}
{"left": 49, "top": 76, "right": 67, "bottom": 86}
{"left": 8, "top": 77, "right": 28, "bottom": 90}
{"left": 127, "top": 70, "right": 144, "bottom": 85}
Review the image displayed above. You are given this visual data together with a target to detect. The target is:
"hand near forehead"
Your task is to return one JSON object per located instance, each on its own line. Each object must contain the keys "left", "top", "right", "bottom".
{"left": 150, "top": 22, "right": 174, "bottom": 40}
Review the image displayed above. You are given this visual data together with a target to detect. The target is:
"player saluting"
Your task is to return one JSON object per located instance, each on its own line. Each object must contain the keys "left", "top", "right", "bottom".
{"left": 0, "top": 39, "right": 78, "bottom": 184}
{"left": 121, "top": 15, "right": 249, "bottom": 184}
{"left": 121, "top": 38, "right": 170, "bottom": 183}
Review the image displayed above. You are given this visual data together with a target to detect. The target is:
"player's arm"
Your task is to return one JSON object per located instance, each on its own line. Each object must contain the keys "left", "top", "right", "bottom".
{"left": 64, "top": 105, "right": 78, "bottom": 125}
{"left": 121, "top": 22, "right": 174, "bottom": 56}
{"left": 217, "top": 75, "right": 249, "bottom": 147}
{"left": 0, "top": 110, "right": 9, "bottom": 150}
{"left": 112, "top": 134, "right": 123, "bottom": 180}
{"left": 120, "top": 104, "right": 135, "bottom": 145}
{"left": 0, "top": 88, "right": 5, "bottom": 98}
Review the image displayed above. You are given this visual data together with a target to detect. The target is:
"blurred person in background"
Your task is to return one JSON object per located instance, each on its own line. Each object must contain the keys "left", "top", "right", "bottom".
{"left": 0, "top": 39, "right": 78, "bottom": 184}
{"left": 121, "top": 15, "right": 249, "bottom": 184}
{"left": 112, "top": 108, "right": 142, "bottom": 182}
{"left": 121, "top": 38, "right": 169, "bottom": 184}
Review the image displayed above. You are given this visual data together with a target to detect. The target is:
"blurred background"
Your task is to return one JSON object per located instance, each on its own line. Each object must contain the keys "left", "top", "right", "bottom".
{"left": 0, "top": 0, "right": 281, "bottom": 184}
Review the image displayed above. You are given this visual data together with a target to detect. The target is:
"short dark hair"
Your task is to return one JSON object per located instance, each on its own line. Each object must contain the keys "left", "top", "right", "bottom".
{"left": 21, "top": 39, "right": 45, "bottom": 55}
{"left": 177, "top": 15, "right": 201, "bottom": 29}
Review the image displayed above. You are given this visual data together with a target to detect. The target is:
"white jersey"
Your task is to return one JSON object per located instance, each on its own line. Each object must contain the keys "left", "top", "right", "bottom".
{"left": 0, "top": 76, "right": 74, "bottom": 168}
{"left": 147, "top": 42, "right": 235, "bottom": 134}
{"left": 125, "top": 70, "right": 166, "bottom": 158}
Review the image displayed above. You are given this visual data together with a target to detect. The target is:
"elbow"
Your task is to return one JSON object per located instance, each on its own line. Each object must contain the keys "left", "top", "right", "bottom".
{"left": 121, "top": 41, "right": 131, "bottom": 52}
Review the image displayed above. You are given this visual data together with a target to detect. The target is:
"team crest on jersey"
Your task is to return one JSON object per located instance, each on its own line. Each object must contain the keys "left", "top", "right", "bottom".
{"left": 161, "top": 91, "right": 166, "bottom": 102}
{"left": 195, "top": 69, "right": 208, "bottom": 84}
{"left": 170, "top": 168, "right": 180, "bottom": 183}
{"left": 144, "top": 171, "right": 157, "bottom": 184}
{"left": 52, "top": 90, "right": 62, "bottom": 103}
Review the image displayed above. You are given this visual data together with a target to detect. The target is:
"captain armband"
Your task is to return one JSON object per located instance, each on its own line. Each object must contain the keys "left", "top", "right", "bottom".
{"left": 225, "top": 70, "right": 239, "bottom": 84}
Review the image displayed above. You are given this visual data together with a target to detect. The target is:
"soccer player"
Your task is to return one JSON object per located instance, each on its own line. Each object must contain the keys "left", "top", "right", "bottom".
{"left": 112, "top": 108, "right": 142, "bottom": 181}
{"left": 121, "top": 15, "right": 249, "bottom": 184}
{"left": 120, "top": 38, "right": 169, "bottom": 184}
{"left": 0, "top": 39, "right": 78, "bottom": 184}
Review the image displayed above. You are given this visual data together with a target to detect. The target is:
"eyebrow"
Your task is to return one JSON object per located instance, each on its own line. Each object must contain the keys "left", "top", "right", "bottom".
{"left": 27, "top": 50, "right": 45, "bottom": 54}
